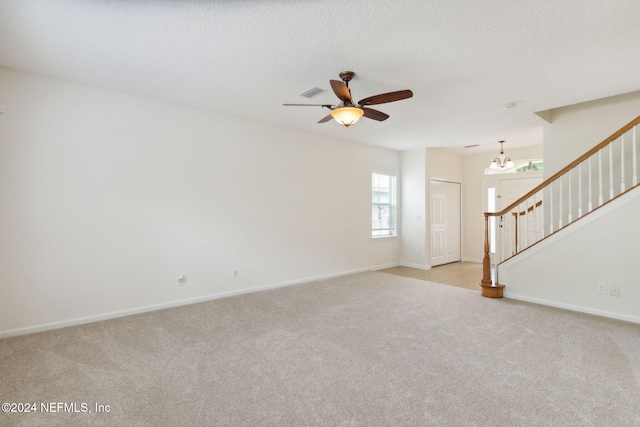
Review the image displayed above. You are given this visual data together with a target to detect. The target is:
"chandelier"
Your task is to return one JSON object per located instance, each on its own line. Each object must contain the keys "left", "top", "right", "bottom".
{"left": 489, "top": 140, "right": 514, "bottom": 169}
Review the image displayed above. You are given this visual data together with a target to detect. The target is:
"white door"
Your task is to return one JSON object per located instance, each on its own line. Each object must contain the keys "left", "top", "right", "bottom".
{"left": 498, "top": 177, "right": 543, "bottom": 257}
{"left": 430, "top": 180, "right": 461, "bottom": 267}
{"left": 499, "top": 178, "right": 541, "bottom": 211}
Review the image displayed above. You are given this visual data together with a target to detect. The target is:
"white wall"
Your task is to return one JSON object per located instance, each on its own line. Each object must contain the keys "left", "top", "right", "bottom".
{"left": 400, "top": 149, "right": 427, "bottom": 268}
{"left": 0, "top": 67, "right": 400, "bottom": 336}
{"left": 501, "top": 188, "right": 640, "bottom": 323}
{"left": 426, "top": 148, "right": 463, "bottom": 184}
{"left": 542, "top": 90, "right": 640, "bottom": 177}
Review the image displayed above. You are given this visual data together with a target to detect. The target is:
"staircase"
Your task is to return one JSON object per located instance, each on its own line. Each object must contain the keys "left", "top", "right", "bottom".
{"left": 480, "top": 115, "right": 640, "bottom": 299}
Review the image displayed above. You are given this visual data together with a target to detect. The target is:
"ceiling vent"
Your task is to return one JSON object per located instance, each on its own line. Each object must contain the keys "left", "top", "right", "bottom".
{"left": 300, "top": 87, "right": 325, "bottom": 98}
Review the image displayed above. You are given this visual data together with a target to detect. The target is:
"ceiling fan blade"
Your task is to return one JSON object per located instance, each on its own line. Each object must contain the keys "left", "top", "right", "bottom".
{"left": 358, "top": 90, "right": 413, "bottom": 106}
{"left": 283, "top": 103, "right": 333, "bottom": 107}
{"left": 318, "top": 114, "right": 333, "bottom": 123}
{"left": 362, "top": 107, "right": 389, "bottom": 121}
{"left": 330, "top": 80, "right": 353, "bottom": 104}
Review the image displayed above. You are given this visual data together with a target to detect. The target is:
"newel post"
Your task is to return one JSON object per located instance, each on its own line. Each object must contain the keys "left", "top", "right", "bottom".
{"left": 480, "top": 212, "right": 504, "bottom": 298}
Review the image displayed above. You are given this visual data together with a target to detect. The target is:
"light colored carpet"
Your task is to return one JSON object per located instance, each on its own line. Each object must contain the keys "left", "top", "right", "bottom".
{"left": 1, "top": 271, "right": 640, "bottom": 426}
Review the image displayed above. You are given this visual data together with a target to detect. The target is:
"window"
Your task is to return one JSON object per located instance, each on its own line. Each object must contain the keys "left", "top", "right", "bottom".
{"left": 516, "top": 160, "right": 544, "bottom": 173}
{"left": 372, "top": 172, "right": 397, "bottom": 238}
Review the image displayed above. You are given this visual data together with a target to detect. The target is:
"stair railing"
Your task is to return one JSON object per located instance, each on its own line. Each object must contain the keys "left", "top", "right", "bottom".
{"left": 481, "top": 115, "right": 640, "bottom": 295}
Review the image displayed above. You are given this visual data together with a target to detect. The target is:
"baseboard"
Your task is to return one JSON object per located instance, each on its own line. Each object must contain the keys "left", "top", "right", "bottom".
{"left": 462, "top": 257, "right": 482, "bottom": 263}
{"left": 399, "top": 262, "right": 431, "bottom": 270}
{"left": 370, "top": 262, "right": 401, "bottom": 271}
{"left": 504, "top": 292, "right": 640, "bottom": 325}
{"left": 0, "top": 264, "right": 396, "bottom": 339}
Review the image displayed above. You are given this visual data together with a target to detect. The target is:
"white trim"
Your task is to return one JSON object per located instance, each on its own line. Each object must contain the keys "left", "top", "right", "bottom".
{"left": 370, "top": 262, "right": 401, "bottom": 270}
{"left": 371, "top": 235, "right": 398, "bottom": 240}
{"left": 0, "top": 264, "right": 396, "bottom": 339}
{"left": 398, "top": 262, "right": 431, "bottom": 270}
{"left": 372, "top": 169, "right": 397, "bottom": 177}
{"left": 429, "top": 177, "right": 461, "bottom": 185}
{"left": 504, "top": 293, "right": 640, "bottom": 325}
{"left": 462, "top": 257, "right": 482, "bottom": 263}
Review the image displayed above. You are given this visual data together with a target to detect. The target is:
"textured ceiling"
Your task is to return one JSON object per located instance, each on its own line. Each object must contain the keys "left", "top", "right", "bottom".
{"left": 1, "top": 0, "right": 640, "bottom": 153}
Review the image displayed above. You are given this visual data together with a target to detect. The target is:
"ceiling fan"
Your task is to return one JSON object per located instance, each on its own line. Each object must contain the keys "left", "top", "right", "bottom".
{"left": 283, "top": 71, "right": 413, "bottom": 128}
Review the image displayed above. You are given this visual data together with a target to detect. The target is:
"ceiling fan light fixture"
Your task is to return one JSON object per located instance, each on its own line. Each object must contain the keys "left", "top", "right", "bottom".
{"left": 283, "top": 71, "right": 412, "bottom": 126}
{"left": 330, "top": 106, "right": 364, "bottom": 127}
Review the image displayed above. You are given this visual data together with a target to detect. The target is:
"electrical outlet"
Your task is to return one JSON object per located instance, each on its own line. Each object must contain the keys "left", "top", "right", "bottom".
{"left": 177, "top": 275, "right": 186, "bottom": 286}
{"left": 234, "top": 270, "right": 239, "bottom": 278}
{"left": 597, "top": 283, "right": 608, "bottom": 294}
{"left": 610, "top": 285, "right": 621, "bottom": 297}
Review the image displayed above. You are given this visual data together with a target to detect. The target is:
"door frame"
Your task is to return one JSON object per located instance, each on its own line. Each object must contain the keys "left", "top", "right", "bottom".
{"left": 429, "top": 178, "right": 462, "bottom": 267}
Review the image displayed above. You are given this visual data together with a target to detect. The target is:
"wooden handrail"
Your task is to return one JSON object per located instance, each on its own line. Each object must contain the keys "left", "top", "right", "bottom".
{"left": 480, "top": 114, "right": 640, "bottom": 297}
{"left": 487, "top": 115, "right": 640, "bottom": 220}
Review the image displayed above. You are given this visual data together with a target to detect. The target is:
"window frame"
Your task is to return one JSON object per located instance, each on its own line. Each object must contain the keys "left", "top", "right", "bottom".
{"left": 371, "top": 171, "right": 397, "bottom": 239}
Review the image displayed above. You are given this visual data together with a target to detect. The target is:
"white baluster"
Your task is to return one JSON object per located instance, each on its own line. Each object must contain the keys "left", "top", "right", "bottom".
{"left": 578, "top": 163, "right": 583, "bottom": 218}
{"left": 621, "top": 134, "right": 626, "bottom": 193}
{"left": 540, "top": 189, "right": 545, "bottom": 239}
{"left": 515, "top": 207, "right": 519, "bottom": 254}
{"left": 633, "top": 126, "right": 638, "bottom": 186}
{"left": 532, "top": 193, "right": 537, "bottom": 243}
{"left": 588, "top": 155, "right": 593, "bottom": 212}
{"left": 510, "top": 213, "right": 515, "bottom": 255}
{"left": 598, "top": 149, "right": 603, "bottom": 206}
{"left": 519, "top": 204, "right": 524, "bottom": 253}
{"left": 559, "top": 176, "right": 563, "bottom": 229}
{"left": 524, "top": 200, "right": 529, "bottom": 249}
{"left": 549, "top": 182, "right": 554, "bottom": 233}
{"left": 506, "top": 213, "right": 510, "bottom": 257}
{"left": 500, "top": 215, "right": 505, "bottom": 263}
{"left": 609, "top": 142, "right": 614, "bottom": 200}
{"left": 568, "top": 169, "right": 573, "bottom": 223}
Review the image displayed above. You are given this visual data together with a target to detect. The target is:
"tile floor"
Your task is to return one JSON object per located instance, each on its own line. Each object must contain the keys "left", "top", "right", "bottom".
{"left": 378, "top": 261, "right": 489, "bottom": 291}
